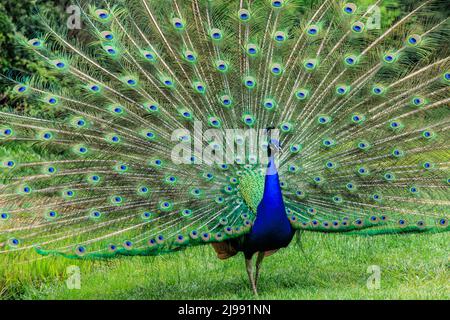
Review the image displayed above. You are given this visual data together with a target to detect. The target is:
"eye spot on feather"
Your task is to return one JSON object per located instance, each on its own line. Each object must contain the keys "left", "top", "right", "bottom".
{"left": 55, "top": 61, "right": 66, "bottom": 69}
{"left": 443, "top": 72, "right": 450, "bottom": 83}
{"left": 344, "top": 54, "right": 358, "bottom": 66}
{"left": 162, "top": 77, "right": 175, "bottom": 88}
{"left": 14, "top": 84, "right": 29, "bottom": 94}
{"left": 47, "top": 166, "right": 56, "bottom": 174}
{"left": 280, "top": 122, "right": 292, "bottom": 133}
{"left": 307, "top": 25, "right": 319, "bottom": 36}
{"left": 351, "top": 21, "right": 364, "bottom": 33}
{"left": 357, "top": 167, "right": 369, "bottom": 176}
{"left": 9, "top": 238, "right": 20, "bottom": 247}
{"left": 357, "top": 140, "right": 371, "bottom": 151}
{"left": 398, "top": 219, "right": 408, "bottom": 228}
{"left": 1, "top": 212, "right": 10, "bottom": 220}
{"left": 422, "top": 161, "right": 434, "bottom": 170}
{"left": 389, "top": 121, "right": 403, "bottom": 130}
{"left": 317, "top": 115, "right": 331, "bottom": 124}
{"left": 243, "top": 76, "right": 256, "bottom": 89}
{"left": 325, "top": 161, "right": 336, "bottom": 169}
{"left": 372, "top": 193, "right": 382, "bottom": 201}
{"left": 295, "top": 88, "right": 309, "bottom": 100}
{"left": 290, "top": 144, "right": 302, "bottom": 153}
{"left": 181, "top": 209, "right": 193, "bottom": 218}
{"left": 409, "top": 186, "right": 419, "bottom": 194}
{"left": 384, "top": 172, "right": 395, "bottom": 181}
{"left": 63, "top": 190, "right": 75, "bottom": 198}
{"left": 246, "top": 43, "right": 259, "bottom": 56}
{"left": 41, "top": 132, "right": 53, "bottom": 140}
{"left": 172, "top": 18, "right": 185, "bottom": 30}
{"left": 242, "top": 114, "right": 255, "bottom": 126}
{"left": 437, "top": 218, "right": 448, "bottom": 227}
{"left": 104, "top": 45, "right": 118, "bottom": 56}
{"left": 210, "top": 28, "right": 223, "bottom": 41}
{"left": 3, "top": 160, "right": 16, "bottom": 168}
{"left": 141, "top": 211, "right": 152, "bottom": 220}
{"left": 176, "top": 235, "right": 185, "bottom": 243}
{"left": 411, "top": 96, "right": 427, "bottom": 107}
{"left": 28, "top": 38, "right": 43, "bottom": 48}
{"left": 406, "top": 34, "right": 421, "bottom": 46}
{"left": 123, "top": 240, "right": 133, "bottom": 249}
{"left": 90, "top": 210, "right": 101, "bottom": 219}
{"left": 159, "top": 200, "right": 173, "bottom": 211}
{"left": 303, "top": 59, "right": 317, "bottom": 70}
{"left": 78, "top": 146, "right": 88, "bottom": 154}
{"left": 238, "top": 9, "right": 251, "bottom": 21}
{"left": 263, "top": 98, "right": 277, "bottom": 110}
{"left": 215, "top": 60, "right": 229, "bottom": 72}
{"left": 75, "top": 245, "right": 86, "bottom": 256}
{"left": 336, "top": 85, "right": 349, "bottom": 95}
{"left": 391, "top": 148, "right": 404, "bottom": 158}
{"left": 322, "top": 138, "right": 335, "bottom": 147}
{"left": 95, "top": 9, "right": 110, "bottom": 21}
{"left": 273, "top": 31, "right": 287, "bottom": 43}
{"left": 383, "top": 52, "right": 398, "bottom": 64}
{"left": 138, "top": 186, "right": 150, "bottom": 195}
{"left": 89, "top": 84, "right": 101, "bottom": 93}
{"left": 183, "top": 50, "right": 197, "bottom": 63}
{"left": 101, "top": 31, "right": 114, "bottom": 40}
{"left": 190, "top": 230, "right": 199, "bottom": 239}
{"left": 193, "top": 81, "right": 206, "bottom": 94}
{"left": 271, "top": 0, "right": 284, "bottom": 9}
{"left": 296, "top": 190, "right": 305, "bottom": 198}
{"left": 270, "top": 63, "right": 283, "bottom": 75}
{"left": 371, "top": 84, "right": 385, "bottom": 95}
{"left": 343, "top": 3, "right": 357, "bottom": 14}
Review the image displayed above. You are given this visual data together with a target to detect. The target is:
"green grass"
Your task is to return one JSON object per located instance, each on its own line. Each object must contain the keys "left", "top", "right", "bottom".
{"left": 1, "top": 231, "right": 448, "bottom": 300}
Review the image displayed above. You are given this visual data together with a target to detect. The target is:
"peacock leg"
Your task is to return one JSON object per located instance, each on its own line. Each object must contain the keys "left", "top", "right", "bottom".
{"left": 245, "top": 257, "right": 258, "bottom": 295}
{"left": 254, "top": 251, "right": 265, "bottom": 287}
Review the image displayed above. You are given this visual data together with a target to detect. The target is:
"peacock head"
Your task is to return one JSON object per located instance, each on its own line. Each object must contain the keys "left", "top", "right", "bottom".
{"left": 266, "top": 127, "right": 281, "bottom": 157}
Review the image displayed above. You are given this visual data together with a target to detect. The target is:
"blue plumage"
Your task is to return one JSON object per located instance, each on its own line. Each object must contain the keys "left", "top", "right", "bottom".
{"left": 242, "top": 156, "right": 294, "bottom": 259}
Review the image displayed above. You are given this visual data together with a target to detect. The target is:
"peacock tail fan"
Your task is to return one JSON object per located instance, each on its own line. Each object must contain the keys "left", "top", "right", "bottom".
{"left": 0, "top": 0, "right": 449, "bottom": 260}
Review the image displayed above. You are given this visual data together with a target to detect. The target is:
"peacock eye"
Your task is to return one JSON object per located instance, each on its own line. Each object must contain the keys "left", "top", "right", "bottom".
{"left": 406, "top": 34, "right": 421, "bottom": 46}
{"left": 238, "top": 9, "right": 250, "bottom": 21}
{"left": 307, "top": 25, "right": 319, "bottom": 35}
{"left": 172, "top": 18, "right": 185, "bottom": 30}
{"left": 343, "top": 3, "right": 357, "bottom": 14}
{"left": 351, "top": 22, "right": 364, "bottom": 33}
{"left": 210, "top": 28, "right": 223, "bottom": 40}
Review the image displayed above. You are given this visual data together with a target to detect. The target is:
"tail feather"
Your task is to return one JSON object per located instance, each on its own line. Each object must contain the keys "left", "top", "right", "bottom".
{"left": 0, "top": 0, "right": 448, "bottom": 259}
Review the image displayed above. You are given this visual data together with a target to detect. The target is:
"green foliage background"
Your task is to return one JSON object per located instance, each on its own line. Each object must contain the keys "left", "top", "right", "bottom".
{"left": 0, "top": 0, "right": 69, "bottom": 108}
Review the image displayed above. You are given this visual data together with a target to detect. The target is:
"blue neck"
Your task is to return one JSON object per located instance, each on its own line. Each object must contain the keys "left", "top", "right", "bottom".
{"left": 243, "top": 153, "right": 293, "bottom": 255}
{"left": 259, "top": 155, "right": 285, "bottom": 217}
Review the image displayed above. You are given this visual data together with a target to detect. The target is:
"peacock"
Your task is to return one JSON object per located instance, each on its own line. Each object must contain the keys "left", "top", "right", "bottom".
{"left": 0, "top": 0, "right": 449, "bottom": 295}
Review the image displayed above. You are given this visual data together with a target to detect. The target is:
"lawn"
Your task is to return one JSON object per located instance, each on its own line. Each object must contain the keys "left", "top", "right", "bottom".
{"left": 1, "top": 231, "right": 448, "bottom": 300}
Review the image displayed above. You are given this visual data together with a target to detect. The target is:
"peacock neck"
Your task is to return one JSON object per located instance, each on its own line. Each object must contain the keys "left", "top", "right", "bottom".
{"left": 260, "top": 155, "right": 285, "bottom": 214}
{"left": 266, "top": 155, "right": 278, "bottom": 176}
